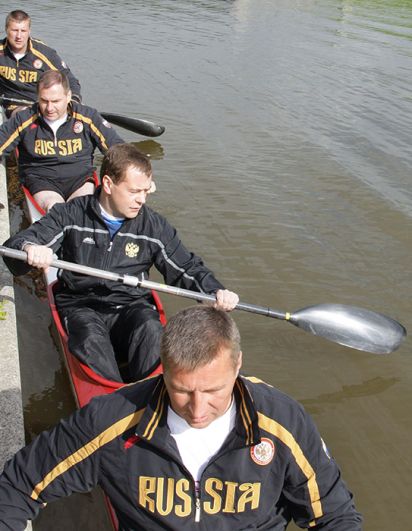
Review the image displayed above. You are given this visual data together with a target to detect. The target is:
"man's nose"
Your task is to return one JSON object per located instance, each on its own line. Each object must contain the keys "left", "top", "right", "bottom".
{"left": 136, "top": 191, "right": 147, "bottom": 203}
{"left": 190, "top": 392, "right": 206, "bottom": 417}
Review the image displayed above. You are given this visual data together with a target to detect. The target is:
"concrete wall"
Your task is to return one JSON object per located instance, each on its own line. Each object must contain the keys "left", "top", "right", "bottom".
{"left": 0, "top": 115, "right": 32, "bottom": 529}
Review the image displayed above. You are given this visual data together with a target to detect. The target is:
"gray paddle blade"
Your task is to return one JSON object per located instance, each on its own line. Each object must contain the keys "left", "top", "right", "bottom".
{"left": 289, "top": 303, "right": 406, "bottom": 354}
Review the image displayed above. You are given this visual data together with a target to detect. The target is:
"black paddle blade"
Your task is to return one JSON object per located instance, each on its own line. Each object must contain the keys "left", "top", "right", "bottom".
{"left": 100, "top": 113, "right": 165, "bottom": 137}
{"left": 289, "top": 303, "right": 406, "bottom": 354}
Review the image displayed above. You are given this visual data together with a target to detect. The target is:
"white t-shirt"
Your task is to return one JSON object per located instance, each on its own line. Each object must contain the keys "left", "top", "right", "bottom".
{"left": 168, "top": 399, "right": 236, "bottom": 485}
{"left": 44, "top": 114, "right": 67, "bottom": 134}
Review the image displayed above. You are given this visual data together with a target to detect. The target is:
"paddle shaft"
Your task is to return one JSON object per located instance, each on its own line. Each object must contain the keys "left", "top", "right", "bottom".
{"left": 0, "top": 96, "right": 33, "bottom": 106}
{"left": 0, "top": 246, "right": 406, "bottom": 354}
{"left": 0, "top": 96, "right": 165, "bottom": 137}
{"left": 0, "top": 247, "right": 285, "bottom": 319}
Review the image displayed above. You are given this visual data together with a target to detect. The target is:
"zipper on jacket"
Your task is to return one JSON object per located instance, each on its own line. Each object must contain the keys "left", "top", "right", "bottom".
{"left": 107, "top": 241, "right": 113, "bottom": 252}
{"left": 195, "top": 496, "right": 201, "bottom": 522}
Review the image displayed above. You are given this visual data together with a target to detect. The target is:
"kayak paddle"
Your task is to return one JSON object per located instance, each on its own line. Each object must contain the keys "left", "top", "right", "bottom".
{"left": 0, "top": 96, "right": 165, "bottom": 138}
{"left": 0, "top": 245, "right": 406, "bottom": 355}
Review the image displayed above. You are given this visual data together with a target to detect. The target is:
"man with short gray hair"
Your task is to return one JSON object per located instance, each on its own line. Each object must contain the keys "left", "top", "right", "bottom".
{"left": 0, "top": 70, "right": 124, "bottom": 211}
{"left": 0, "top": 305, "right": 362, "bottom": 529}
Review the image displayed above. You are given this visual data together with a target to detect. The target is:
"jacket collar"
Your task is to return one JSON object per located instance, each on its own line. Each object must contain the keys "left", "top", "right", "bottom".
{"left": 37, "top": 101, "right": 74, "bottom": 125}
{"left": 89, "top": 188, "right": 147, "bottom": 227}
{"left": 135, "top": 376, "right": 261, "bottom": 452}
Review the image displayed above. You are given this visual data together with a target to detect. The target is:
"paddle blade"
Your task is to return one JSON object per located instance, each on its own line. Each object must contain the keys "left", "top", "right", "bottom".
{"left": 100, "top": 113, "right": 165, "bottom": 137}
{"left": 289, "top": 303, "right": 406, "bottom": 354}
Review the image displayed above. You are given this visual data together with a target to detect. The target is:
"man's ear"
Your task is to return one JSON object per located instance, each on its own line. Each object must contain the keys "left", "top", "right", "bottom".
{"left": 101, "top": 174, "right": 112, "bottom": 194}
{"left": 237, "top": 351, "right": 243, "bottom": 375}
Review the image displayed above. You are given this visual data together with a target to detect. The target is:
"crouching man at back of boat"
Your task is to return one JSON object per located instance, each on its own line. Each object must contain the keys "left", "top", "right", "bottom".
{"left": 0, "top": 305, "right": 362, "bottom": 530}
{"left": 0, "top": 70, "right": 124, "bottom": 212}
{"left": 2, "top": 143, "right": 239, "bottom": 382}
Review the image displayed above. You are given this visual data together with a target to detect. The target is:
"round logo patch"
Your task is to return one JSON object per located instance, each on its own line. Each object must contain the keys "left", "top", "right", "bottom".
{"left": 250, "top": 437, "right": 275, "bottom": 466}
{"left": 33, "top": 59, "right": 43, "bottom": 69}
{"left": 125, "top": 243, "right": 140, "bottom": 258}
{"left": 73, "top": 120, "right": 83, "bottom": 133}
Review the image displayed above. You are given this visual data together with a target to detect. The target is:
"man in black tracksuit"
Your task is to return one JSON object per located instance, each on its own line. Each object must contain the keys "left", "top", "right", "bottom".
{"left": 0, "top": 69, "right": 124, "bottom": 212}
{"left": 3, "top": 144, "right": 239, "bottom": 382}
{"left": 0, "top": 306, "right": 362, "bottom": 530}
{"left": 0, "top": 9, "right": 81, "bottom": 114}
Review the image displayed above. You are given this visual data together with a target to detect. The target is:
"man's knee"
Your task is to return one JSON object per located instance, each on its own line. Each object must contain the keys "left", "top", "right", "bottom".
{"left": 68, "top": 181, "right": 95, "bottom": 201}
{"left": 33, "top": 190, "right": 64, "bottom": 212}
{"left": 62, "top": 308, "right": 108, "bottom": 339}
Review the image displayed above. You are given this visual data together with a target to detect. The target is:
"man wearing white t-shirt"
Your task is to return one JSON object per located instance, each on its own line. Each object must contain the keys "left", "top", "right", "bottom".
{"left": 0, "top": 306, "right": 362, "bottom": 529}
{"left": 0, "top": 10, "right": 82, "bottom": 114}
{"left": 0, "top": 70, "right": 124, "bottom": 211}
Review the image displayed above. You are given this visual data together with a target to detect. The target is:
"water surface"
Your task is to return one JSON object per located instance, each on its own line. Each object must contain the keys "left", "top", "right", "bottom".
{"left": 3, "top": 1, "right": 411, "bottom": 529}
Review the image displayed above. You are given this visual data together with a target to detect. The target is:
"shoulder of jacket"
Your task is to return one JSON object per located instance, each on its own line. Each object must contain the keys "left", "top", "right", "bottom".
{"left": 71, "top": 103, "right": 99, "bottom": 122}
{"left": 118, "top": 375, "right": 161, "bottom": 402}
{"left": 50, "top": 194, "right": 92, "bottom": 221}
{"left": 11, "top": 108, "right": 38, "bottom": 128}
{"left": 242, "top": 376, "right": 306, "bottom": 420}
{"left": 143, "top": 205, "right": 171, "bottom": 228}
{"left": 30, "top": 37, "right": 51, "bottom": 49}
{"left": 86, "top": 376, "right": 159, "bottom": 421}
{"left": 72, "top": 192, "right": 95, "bottom": 211}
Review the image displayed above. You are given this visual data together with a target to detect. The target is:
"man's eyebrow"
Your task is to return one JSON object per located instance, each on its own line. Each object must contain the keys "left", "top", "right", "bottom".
{"left": 170, "top": 383, "right": 226, "bottom": 393}
{"left": 128, "top": 184, "right": 152, "bottom": 191}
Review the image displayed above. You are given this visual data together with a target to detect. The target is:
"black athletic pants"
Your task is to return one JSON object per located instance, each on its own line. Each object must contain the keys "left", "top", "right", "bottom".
{"left": 59, "top": 300, "right": 163, "bottom": 383}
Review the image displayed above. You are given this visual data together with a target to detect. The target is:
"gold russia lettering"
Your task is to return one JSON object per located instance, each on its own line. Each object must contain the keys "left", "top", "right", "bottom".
{"left": 139, "top": 476, "right": 261, "bottom": 517}
{"left": 34, "top": 138, "right": 83, "bottom": 156}
{"left": 0, "top": 66, "right": 38, "bottom": 83}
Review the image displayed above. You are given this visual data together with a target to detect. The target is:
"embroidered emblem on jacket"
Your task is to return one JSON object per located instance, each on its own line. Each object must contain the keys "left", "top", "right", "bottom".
{"left": 73, "top": 120, "right": 83, "bottom": 134}
{"left": 125, "top": 242, "right": 139, "bottom": 257}
{"left": 33, "top": 59, "right": 43, "bottom": 69}
{"left": 250, "top": 437, "right": 275, "bottom": 466}
{"left": 82, "top": 237, "right": 96, "bottom": 245}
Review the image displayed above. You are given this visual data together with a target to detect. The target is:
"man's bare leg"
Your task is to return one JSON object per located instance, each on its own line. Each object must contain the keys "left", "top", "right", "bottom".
{"left": 33, "top": 190, "right": 65, "bottom": 212}
{"left": 68, "top": 181, "right": 95, "bottom": 201}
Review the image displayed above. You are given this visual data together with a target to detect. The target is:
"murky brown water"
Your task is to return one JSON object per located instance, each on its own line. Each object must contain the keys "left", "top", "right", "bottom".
{"left": 3, "top": 1, "right": 412, "bottom": 529}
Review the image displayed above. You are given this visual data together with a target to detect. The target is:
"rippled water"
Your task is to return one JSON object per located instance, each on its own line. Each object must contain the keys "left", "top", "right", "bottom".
{"left": 3, "top": 1, "right": 412, "bottom": 529}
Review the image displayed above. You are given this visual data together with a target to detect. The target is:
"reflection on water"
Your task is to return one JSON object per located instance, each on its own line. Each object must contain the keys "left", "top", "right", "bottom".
{"left": 300, "top": 376, "right": 400, "bottom": 414}
{"left": 5, "top": 1, "right": 412, "bottom": 530}
{"left": 131, "top": 140, "right": 165, "bottom": 160}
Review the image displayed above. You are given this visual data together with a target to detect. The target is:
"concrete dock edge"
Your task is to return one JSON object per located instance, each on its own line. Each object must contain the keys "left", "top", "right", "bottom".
{"left": 0, "top": 124, "right": 32, "bottom": 529}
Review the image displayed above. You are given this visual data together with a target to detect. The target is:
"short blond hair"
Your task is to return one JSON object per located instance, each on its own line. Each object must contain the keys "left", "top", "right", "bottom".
{"left": 161, "top": 306, "right": 241, "bottom": 372}
{"left": 6, "top": 10, "right": 31, "bottom": 29}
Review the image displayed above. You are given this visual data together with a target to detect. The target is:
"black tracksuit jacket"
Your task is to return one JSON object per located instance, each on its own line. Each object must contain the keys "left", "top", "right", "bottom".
{"left": 2, "top": 189, "right": 225, "bottom": 310}
{"left": 0, "top": 102, "right": 124, "bottom": 185}
{"left": 0, "top": 376, "right": 362, "bottom": 530}
{"left": 0, "top": 37, "right": 81, "bottom": 103}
